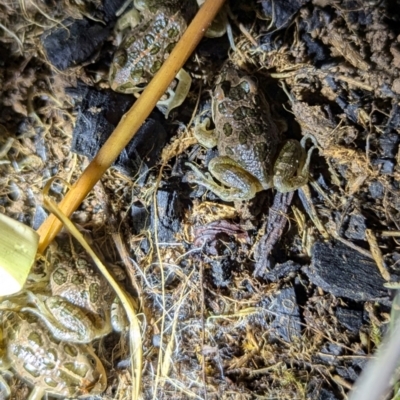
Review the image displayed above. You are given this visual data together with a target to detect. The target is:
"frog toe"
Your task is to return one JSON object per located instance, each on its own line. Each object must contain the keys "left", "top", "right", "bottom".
{"left": 157, "top": 69, "right": 191, "bottom": 118}
{"left": 186, "top": 160, "right": 259, "bottom": 202}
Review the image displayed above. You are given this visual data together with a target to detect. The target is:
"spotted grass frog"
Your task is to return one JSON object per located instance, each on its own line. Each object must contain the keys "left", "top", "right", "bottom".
{"left": 19, "top": 235, "right": 119, "bottom": 344}
{"left": 109, "top": 0, "right": 228, "bottom": 116}
{"left": 0, "top": 310, "right": 107, "bottom": 400}
{"left": 187, "top": 67, "right": 316, "bottom": 201}
{"left": 0, "top": 234, "right": 127, "bottom": 399}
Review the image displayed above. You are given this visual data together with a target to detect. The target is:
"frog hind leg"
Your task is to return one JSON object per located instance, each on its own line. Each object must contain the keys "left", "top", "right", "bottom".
{"left": 21, "top": 292, "right": 98, "bottom": 343}
{"left": 187, "top": 156, "right": 262, "bottom": 202}
{"left": 157, "top": 69, "right": 192, "bottom": 118}
{"left": 0, "top": 375, "right": 11, "bottom": 399}
{"left": 28, "top": 387, "right": 46, "bottom": 400}
{"left": 273, "top": 139, "right": 316, "bottom": 193}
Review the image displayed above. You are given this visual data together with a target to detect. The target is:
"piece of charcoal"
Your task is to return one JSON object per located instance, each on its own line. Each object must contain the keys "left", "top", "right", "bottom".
{"left": 71, "top": 84, "right": 167, "bottom": 180}
{"left": 344, "top": 213, "right": 367, "bottom": 240}
{"left": 211, "top": 258, "right": 234, "bottom": 288}
{"left": 41, "top": 18, "right": 111, "bottom": 70}
{"left": 384, "top": 103, "right": 400, "bottom": 134}
{"left": 151, "top": 184, "right": 187, "bottom": 244}
{"left": 301, "top": 33, "right": 329, "bottom": 63}
{"left": 130, "top": 202, "right": 150, "bottom": 236}
{"left": 346, "top": 6, "right": 372, "bottom": 26}
{"left": 379, "top": 132, "right": 400, "bottom": 158}
{"left": 369, "top": 180, "right": 384, "bottom": 199}
{"left": 336, "top": 365, "right": 359, "bottom": 382}
{"left": 318, "top": 389, "right": 340, "bottom": 400}
{"left": 260, "top": 0, "right": 309, "bottom": 50}
{"left": 41, "top": 0, "right": 126, "bottom": 70}
{"left": 317, "top": 343, "right": 344, "bottom": 365}
{"left": 268, "top": 286, "right": 302, "bottom": 342}
{"left": 371, "top": 159, "right": 394, "bottom": 174}
{"left": 335, "top": 306, "right": 364, "bottom": 333}
{"left": 33, "top": 206, "right": 48, "bottom": 230}
{"left": 100, "top": 0, "right": 130, "bottom": 23}
{"left": 379, "top": 83, "right": 396, "bottom": 99}
{"left": 261, "top": 0, "right": 309, "bottom": 29}
{"left": 265, "top": 260, "right": 301, "bottom": 282}
{"left": 335, "top": 96, "right": 359, "bottom": 123}
{"left": 303, "top": 241, "right": 389, "bottom": 304}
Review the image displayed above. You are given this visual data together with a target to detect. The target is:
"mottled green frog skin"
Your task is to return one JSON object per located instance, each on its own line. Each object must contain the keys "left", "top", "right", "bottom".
{"left": 0, "top": 234, "right": 128, "bottom": 399}
{"left": 109, "top": 4, "right": 186, "bottom": 94}
{"left": 109, "top": 0, "right": 229, "bottom": 116}
{"left": 21, "top": 235, "right": 115, "bottom": 345}
{"left": 189, "top": 67, "right": 313, "bottom": 201}
{"left": 213, "top": 67, "right": 282, "bottom": 190}
{"left": 1, "top": 311, "right": 106, "bottom": 400}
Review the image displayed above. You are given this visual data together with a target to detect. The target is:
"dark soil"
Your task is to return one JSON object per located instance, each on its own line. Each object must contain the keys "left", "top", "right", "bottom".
{"left": 1, "top": 0, "right": 400, "bottom": 399}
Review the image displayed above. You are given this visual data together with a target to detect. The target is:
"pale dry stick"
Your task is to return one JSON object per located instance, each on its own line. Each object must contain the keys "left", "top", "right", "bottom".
{"left": 335, "top": 75, "right": 373, "bottom": 91}
{"left": 0, "top": 22, "right": 23, "bottom": 54}
{"left": 330, "top": 230, "right": 374, "bottom": 260}
{"left": 381, "top": 231, "right": 400, "bottom": 237}
{"left": 365, "top": 228, "right": 391, "bottom": 281}
{"left": 37, "top": 0, "right": 227, "bottom": 254}
{"left": 298, "top": 185, "right": 329, "bottom": 240}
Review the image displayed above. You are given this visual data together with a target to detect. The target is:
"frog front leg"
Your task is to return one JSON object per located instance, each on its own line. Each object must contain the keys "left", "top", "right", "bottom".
{"left": 273, "top": 139, "right": 316, "bottom": 192}
{"left": 189, "top": 118, "right": 263, "bottom": 201}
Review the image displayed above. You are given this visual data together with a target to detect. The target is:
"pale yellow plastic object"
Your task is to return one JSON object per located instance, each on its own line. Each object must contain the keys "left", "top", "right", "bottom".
{"left": 0, "top": 213, "right": 39, "bottom": 295}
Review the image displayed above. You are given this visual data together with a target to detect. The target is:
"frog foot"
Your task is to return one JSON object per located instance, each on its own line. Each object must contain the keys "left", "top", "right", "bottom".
{"left": 157, "top": 69, "right": 192, "bottom": 118}
{"left": 193, "top": 117, "right": 218, "bottom": 148}
{"left": 114, "top": 5, "right": 141, "bottom": 45}
{"left": 0, "top": 374, "right": 11, "bottom": 400}
{"left": 111, "top": 298, "right": 129, "bottom": 332}
{"left": 186, "top": 158, "right": 262, "bottom": 202}
{"left": 273, "top": 139, "right": 316, "bottom": 193}
{"left": 198, "top": 1, "right": 236, "bottom": 50}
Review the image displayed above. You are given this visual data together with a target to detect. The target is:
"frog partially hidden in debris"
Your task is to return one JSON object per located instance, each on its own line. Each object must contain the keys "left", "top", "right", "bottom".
{"left": 187, "top": 66, "right": 316, "bottom": 201}
{"left": 0, "top": 234, "right": 126, "bottom": 400}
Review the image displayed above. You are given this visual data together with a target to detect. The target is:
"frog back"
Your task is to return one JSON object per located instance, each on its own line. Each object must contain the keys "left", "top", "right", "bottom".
{"left": 3, "top": 312, "right": 106, "bottom": 398}
{"left": 109, "top": 8, "right": 187, "bottom": 93}
{"left": 213, "top": 68, "right": 281, "bottom": 190}
{"left": 48, "top": 237, "right": 114, "bottom": 328}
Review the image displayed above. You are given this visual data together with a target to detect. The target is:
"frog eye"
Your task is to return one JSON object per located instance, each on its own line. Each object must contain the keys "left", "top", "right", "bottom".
{"left": 239, "top": 80, "right": 250, "bottom": 94}
{"left": 87, "top": 354, "right": 97, "bottom": 367}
